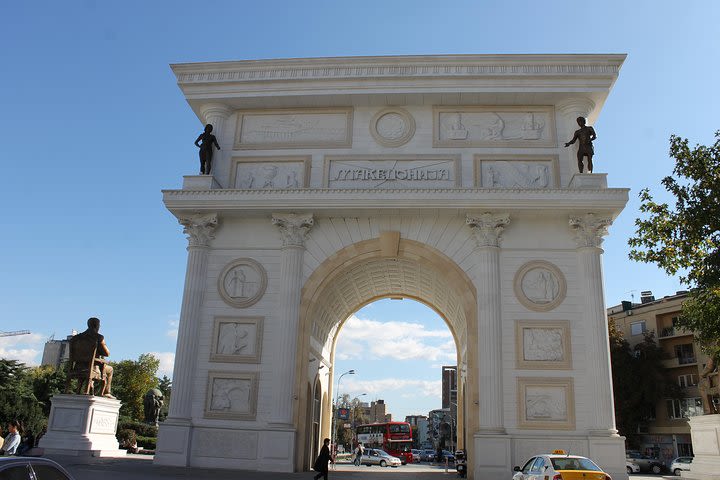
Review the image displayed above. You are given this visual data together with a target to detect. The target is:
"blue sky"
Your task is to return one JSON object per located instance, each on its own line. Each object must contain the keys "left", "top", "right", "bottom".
{"left": 1, "top": 1, "right": 719, "bottom": 420}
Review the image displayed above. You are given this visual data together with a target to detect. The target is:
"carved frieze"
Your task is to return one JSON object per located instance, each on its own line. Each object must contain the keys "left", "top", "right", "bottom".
{"left": 476, "top": 156, "right": 559, "bottom": 189}
{"left": 369, "top": 108, "right": 416, "bottom": 147}
{"left": 517, "top": 377, "right": 575, "bottom": 430}
{"left": 231, "top": 156, "right": 310, "bottom": 189}
{"left": 514, "top": 261, "right": 567, "bottom": 312}
{"left": 204, "top": 371, "right": 258, "bottom": 420}
{"left": 325, "top": 155, "right": 460, "bottom": 189}
{"left": 234, "top": 108, "right": 353, "bottom": 149}
{"left": 434, "top": 106, "right": 556, "bottom": 148}
{"left": 211, "top": 316, "right": 263, "bottom": 363}
{"left": 516, "top": 320, "right": 572, "bottom": 370}
{"left": 193, "top": 429, "right": 258, "bottom": 459}
{"left": 218, "top": 258, "right": 268, "bottom": 308}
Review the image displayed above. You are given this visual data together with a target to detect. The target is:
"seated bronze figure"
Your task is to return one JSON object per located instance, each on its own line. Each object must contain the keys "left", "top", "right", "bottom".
{"left": 65, "top": 317, "right": 115, "bottom": 398}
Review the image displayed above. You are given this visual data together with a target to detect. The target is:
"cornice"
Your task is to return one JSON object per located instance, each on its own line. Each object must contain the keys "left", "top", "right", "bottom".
{"left": 162, "top": 187, "right": 629, "bottom": 217}
{"left": 172, "top": 54, "right": 626, "bottom": 85}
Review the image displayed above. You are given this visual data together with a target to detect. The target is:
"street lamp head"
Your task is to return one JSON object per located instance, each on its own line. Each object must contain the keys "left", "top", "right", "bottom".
{"left": 348, "top": 369, "right": 355, "bottom": 374}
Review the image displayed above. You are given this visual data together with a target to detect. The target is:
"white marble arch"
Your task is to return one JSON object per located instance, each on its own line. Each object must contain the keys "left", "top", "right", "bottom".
{"left": 157, "top": 54, "right": 629, "bottom": 480}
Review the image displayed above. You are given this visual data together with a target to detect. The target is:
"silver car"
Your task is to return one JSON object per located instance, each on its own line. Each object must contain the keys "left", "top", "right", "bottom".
{"left": 670, "top": 456, "right": 693, "bottom": 476}
{"left": 361, "top": 448, "right": 402, "bottom": 467}
{"left": 0, "top": 457, "right": 75, "bottom": 479}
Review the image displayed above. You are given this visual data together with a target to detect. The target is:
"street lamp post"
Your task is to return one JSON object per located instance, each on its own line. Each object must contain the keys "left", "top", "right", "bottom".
{"left": 331, "top": 369, "right": 355, "bottom": 454}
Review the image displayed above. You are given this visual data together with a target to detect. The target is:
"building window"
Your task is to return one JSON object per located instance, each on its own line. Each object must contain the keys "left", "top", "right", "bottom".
{"left": 678, "top": 374, "right": 698, "bottom": 387}
{"left": 674, "top": 344, "right": 696, "bottom": 364}
{"left": 677, "top": 443, "right": 694, "bottom": 457}
{"left": 666, "top": 398, "right": 703, "bottom": 419}
{"left": 630, "top": 321, "right": 646, "bottom": 336}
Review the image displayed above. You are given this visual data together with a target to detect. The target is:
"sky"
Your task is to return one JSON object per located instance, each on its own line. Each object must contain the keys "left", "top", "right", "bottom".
{"left": 1, "top": 1, "right": 719, "bottom": 420}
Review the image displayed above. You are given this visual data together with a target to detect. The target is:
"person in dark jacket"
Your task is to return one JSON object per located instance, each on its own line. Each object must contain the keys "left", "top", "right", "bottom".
{"left": 313, "top": 438, "right": 333, "bottom": 480}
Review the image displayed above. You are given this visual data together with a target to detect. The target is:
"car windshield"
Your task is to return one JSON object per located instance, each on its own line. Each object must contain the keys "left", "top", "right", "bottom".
{"left": 551, "top": 458, "right": 602, "bottom": 471}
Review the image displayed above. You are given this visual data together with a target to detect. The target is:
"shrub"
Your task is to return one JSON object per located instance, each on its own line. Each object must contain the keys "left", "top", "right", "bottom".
{"left": 116, "top": 429, "right": 137, "bottom": 449}
{"left": 136, "top": 436, "right": 157, "bottom": 450}
{"left": 117, "top": 419, "right": 157, "bottom": 438}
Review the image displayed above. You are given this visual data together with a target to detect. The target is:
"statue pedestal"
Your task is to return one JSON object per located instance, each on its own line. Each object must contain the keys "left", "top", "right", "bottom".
{"left": 183, "top": 174, "right": 220, "bottom": 190}
{"left": 39, "top": 394, "right": 126, "bottom": 457}
{"left": 569, "top": 173, "right": 608, "bottom": 189}
{"left": 683, "top": 414, "right": 720, "bottom": 480}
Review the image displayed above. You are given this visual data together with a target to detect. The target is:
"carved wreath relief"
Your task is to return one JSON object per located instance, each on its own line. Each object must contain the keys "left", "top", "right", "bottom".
{"left": 370, "top": 108, "right": 416, "bottom": 147}
{"left": 514, "top": 261, "right": 567, "bottom": 312}
{"left": 205, "top": 372, "right": 258, "bottom": 420}
{"left": 218, "top": 259, "right": 267, "bottom": 308}
{"left": 211, "top": 317, "right": 263, "bottom": 363}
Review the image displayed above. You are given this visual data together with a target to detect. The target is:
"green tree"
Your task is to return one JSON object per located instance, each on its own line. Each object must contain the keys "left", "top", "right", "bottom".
{"left": 29, "top": 365, "right": 66, "bottom": 416}
{"left": 110, "top": 354, "right": 160, "bottom": 420}
{"left": 0, "top": 359, "right": 46, "bottom": 436}
{"left": 157, "top": 374, "right": 172, "bottom": 421}
{"left": 609, "top": 322, "right": 680, "bottom": 446}
{"left": 629, "top": 131, "right": 720, "bottom": 359}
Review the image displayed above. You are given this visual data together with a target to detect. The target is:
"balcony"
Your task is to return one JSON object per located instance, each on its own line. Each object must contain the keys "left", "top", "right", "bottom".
{"left": 662, "top": 356, "right": 698, "bottom": 368}
{"left": 658, "top": 327, "right": 692, "bottom": 339}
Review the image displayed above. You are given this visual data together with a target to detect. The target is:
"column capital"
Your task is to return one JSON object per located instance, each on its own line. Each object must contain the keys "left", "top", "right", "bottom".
{"left": 199, "top": 103, "right": 233, "bottom": 124}
{"left": 179, "top": 213, "right": 218, "bottom": 247}
{"left": 569, "top": 213, "right": 612, "bottom": 248}
{"left": 466, "top": 212, "right": 510, "bottom": 248}
{"left": 556, "top": 97, "right": 596, "bottom": 118}
{"left": 272, "top": 213, "right": 314, "bottom": 247}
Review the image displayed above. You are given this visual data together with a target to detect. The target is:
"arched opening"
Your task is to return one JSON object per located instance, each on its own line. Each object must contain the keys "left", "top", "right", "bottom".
{"left": 293, "top": 238, "right": 477, "bottom": 472}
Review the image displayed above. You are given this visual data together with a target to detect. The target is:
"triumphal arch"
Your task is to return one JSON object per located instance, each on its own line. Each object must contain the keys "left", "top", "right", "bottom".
{"left": 155, "top": 54, "right": 629, "bottom": 480}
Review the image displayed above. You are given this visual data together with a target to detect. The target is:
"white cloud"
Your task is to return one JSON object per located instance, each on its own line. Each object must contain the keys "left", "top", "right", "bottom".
{"left": 335, "top": 315, "right": 455, "bottom": 361}
{"left": 166, "top": 315, "right": 180, "bottom": 339}
{"left": 0, "top": 333, "right": 46, "bottom": 366}
{"left": 149, "top": 351, "right": 175, "bottom": 378}
{"left": 343, "top": 378, "right": 442, "bottom": 399}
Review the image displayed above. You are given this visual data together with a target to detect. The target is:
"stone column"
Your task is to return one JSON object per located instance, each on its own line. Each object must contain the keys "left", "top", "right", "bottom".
{"left": 466, "top": 212, "right": 510, "bottom": 433}
{"left": 569, "top": 213, "right": 618, "bottom": 435}
{"left": 199, "top": 103, "right": 233, "bottom": 145}
{"left": 556, "top": 97, "right": 596, "bottom": 183}
{"left": 270, "top": 213, "right": 314, "bottom": 425}
{"left": 166, "top": 213, "right": 218, "bottom": 423}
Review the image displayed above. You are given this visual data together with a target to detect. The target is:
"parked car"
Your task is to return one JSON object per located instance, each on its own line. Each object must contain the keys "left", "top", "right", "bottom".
{"left": 421, "top": 449, "right": 436, "bottom": 462}
{"left": 627, "top": 460, "right": 641, "bottom": 474}
{"left": 361, "top": 448, "right": 402, "bottom": 467}
{"left": 0, "top": 457, "right": 75, "bottom": 479}
{"left": 626, "top": 450, "right": 665, "bottom": 474}
{"left": 513, "top": 451, "right": 609, "bottom": 480}
{"left": 441, "top": 450, "right": 456, "bottom": 463}
{"left": 670, "top": 456, "right": 693, "bottom": 476}
{"left": 411, "top": 449, "right": 423, "bottom": 463}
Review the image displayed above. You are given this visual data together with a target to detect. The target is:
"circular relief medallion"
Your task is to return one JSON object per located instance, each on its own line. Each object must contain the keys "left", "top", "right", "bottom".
{"left": 218, "top": 258, "right": 268, "bottom": 308}
{"left": 513, "top": 261, "right": 567, "bottom": 312}
{"left": 370, "top": 108, "right": 415, "bottom": 147}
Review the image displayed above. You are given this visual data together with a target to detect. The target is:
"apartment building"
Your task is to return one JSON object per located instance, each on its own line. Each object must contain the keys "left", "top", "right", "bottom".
{"left": 608, "top": 290, "right": 716, "bottom": 462}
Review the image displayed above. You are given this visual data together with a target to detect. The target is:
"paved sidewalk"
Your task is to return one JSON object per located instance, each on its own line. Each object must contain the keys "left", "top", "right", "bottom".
{"left": 46, "top": 455, "right": 459, "bottom": 480}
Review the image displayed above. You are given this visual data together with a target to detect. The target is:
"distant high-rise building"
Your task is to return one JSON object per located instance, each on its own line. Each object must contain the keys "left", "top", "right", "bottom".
{"left": 441, "top": 365, "right": 457, "bottom": 409}
{"left": 40, "top": 331, "right": 77, "bottom": 368}
{"left": 359, "top": 399, "right": 390, "bottom": 423}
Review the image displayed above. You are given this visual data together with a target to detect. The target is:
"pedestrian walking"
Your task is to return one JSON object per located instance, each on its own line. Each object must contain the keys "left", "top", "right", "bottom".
{"left": 313, "top": 438, "right": 333, "bottom": 480}
{"left": 353, "top": 443, "right": 364, "bottom": 466}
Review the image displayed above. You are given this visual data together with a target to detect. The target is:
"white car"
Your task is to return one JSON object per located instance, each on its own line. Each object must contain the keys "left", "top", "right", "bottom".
{"left": 670, "top": 457, "right": 693, "bottom": 476}
{"left": 627, "top": 460, "right": 640, "bottom": 474}
{"left": 361, "top": 448, "right": 402, "bottom": 467}
{"left": 513, "top": 451, "right": 611, "bottom": 480}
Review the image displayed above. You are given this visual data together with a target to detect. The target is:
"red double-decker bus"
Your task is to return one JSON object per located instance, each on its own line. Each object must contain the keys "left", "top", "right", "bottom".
{"left": 356, "top": 421, "right": 413, "bottom": 464}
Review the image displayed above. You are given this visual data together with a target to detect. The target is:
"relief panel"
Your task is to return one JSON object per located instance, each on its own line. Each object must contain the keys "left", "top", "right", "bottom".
{"left": 516, "top": 320, "right": 572, "bottom": 370}
{"left": 193, "top": 428, "right": 258, "bottom": 459}
{"left": 231, "top": 156, "right": 310, "bottom": 189}
{"left": 218, "top": 258, "right": 268, "bottom": 309}
{"left": 324, "top": 155, "right": 460, "bottom": 189}
{"left": 211, "top": 316, "right": 263, "bottom": 363}
{"left": 434, "top": 106, "right": 556, "bottom": 147}
{"left": 204, "top": 371, "right": 258, "bottom": 420}
{"left": 234, "top": 108, "right": 353, "bottom": 149}
{"left": 514, "top": 261, "right": 567, "bottom": 312}
{"left": 517, "top": 377, "right": 575, "bottom": 430}
{"left": 475, "top": 155, "right": 559, "bottom": 189}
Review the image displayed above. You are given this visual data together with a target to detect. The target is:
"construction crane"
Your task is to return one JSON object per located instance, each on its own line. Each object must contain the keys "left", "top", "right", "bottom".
{"left": 0, "top": 330, "right": 31, "bottom": 337}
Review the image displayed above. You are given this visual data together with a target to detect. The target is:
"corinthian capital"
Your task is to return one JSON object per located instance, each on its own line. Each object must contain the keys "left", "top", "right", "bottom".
{"left": 466, "top": 212, "right": 510, "bottom": 248}
{"left": 569, "top": 213, "right": 612, "bottom": 248}
{"left": 272, "top": 213, "right": 314, "bottom": 247}
{"left": 179, "top": 213, "right": 218, "bottom": 247}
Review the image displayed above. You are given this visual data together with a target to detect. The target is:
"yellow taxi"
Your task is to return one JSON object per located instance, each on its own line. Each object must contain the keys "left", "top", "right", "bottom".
{"left": 512, "top": 450, "right": 611, "bottom": 480}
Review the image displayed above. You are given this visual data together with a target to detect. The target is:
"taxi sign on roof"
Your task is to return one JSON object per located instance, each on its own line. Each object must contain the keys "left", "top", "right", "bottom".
{"left": 552, "top": 450, "right": 567, "bottom": 455}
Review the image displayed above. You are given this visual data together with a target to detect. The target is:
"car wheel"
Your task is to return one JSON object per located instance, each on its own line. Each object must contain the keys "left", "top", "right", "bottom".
{"left": 380, "top": 460, "right": 387, "bottom": 467}
{"left": 627, "top": 467, "right": 633, "bottom": 475}
{"left": 651, "top": 465, "right": 662, "bottom": 474}
{"left": 674, "top": 469, "right": 682, "bottom": 476}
